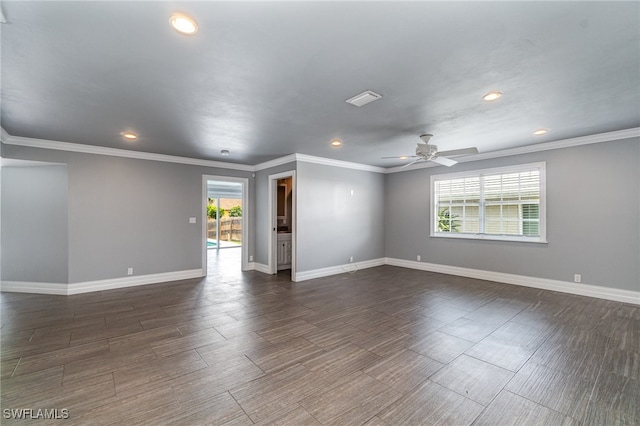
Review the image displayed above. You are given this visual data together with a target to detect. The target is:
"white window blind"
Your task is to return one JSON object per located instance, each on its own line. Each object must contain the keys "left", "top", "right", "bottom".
{"left": 431, "top": 162, "right": 546, "bottom": 243}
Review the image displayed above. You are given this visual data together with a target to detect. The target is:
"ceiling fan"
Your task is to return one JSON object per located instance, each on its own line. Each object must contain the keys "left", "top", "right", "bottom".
{"left": 383, "top": 134, "right": 479, "bottom": 167}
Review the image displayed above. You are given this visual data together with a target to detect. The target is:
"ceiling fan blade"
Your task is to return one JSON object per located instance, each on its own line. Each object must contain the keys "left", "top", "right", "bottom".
{"left": 381, "top": 155, "right": 418, "bottom": 159}
{"left": 401, "top": 158, "right": 424, "bottom": 168}
{"left": 437, "top": 147, "right": 478, "bottom": 157}
{"left": 431, "top": 156, "right": 458, "bottom": 167}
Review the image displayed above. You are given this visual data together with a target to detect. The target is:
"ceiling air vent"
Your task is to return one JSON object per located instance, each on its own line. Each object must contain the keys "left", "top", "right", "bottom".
{"left": 345, "top": 90, "right": 382, "bottom": 107}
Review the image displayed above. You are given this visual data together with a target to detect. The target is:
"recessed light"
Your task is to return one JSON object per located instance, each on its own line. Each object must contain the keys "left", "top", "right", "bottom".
{"left": 122, "top": 132, "right": 137, "bottom": 141}
{"left": 533, "top": 128, "right": 548, "bottom": 135}
{"left": 220, "top": 149, "right": 230, "bottom": 156}
{"left": 170, "top": 13, "right": 198, "bottom": 35}
{"left": 482, "top": 91, "right": 503, "bottom": 102}
{"left": 399, "top": 156, "right": 408, "bottom": 160}
{"left": 330, "top": 139, "right": 342, "bottom": 147}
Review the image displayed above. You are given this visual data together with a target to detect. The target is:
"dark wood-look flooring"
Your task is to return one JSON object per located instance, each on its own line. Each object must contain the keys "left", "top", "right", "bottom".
{"left": 1, "top": 248, "right": 638, "bottom": 425}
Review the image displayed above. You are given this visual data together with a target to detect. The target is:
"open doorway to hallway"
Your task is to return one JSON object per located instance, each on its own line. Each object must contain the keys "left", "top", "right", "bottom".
{"left": 202, "top": 176, "right": 248, "bottom": 274}
{"left": 268, "top": 171, "right": 296, "bottom": 279}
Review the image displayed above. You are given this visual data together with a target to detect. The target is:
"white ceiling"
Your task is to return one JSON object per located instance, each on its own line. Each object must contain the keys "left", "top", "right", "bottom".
{"left": 1, "top": 1, "right": 638, "bottom": 168}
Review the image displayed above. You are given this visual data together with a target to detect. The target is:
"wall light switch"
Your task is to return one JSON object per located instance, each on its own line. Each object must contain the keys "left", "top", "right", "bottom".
{"left": 189, "top": 217, "right": 196, "bottom": 224}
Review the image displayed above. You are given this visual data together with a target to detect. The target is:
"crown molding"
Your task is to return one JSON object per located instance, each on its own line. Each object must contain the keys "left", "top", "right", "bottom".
{"left": 253, "top": 154, "right": 297, "bottom": 171}
{"left": 0, "top": 127, "right": 11, "bottom": 144}
{"left": 253, "top": 153, "right": 386, "bottom": 173}
{"left": 1, "top": 131, "right": 254, "bottom": 172}
{"left": 385, "top": 127, "right": 640, "bottom": 173}
{"left": 293, "top": 153, "right": 386, "bottom": 173}
{"left": 2, "top": 126, "right": 637, "bottom": 175}
{"left": 1, "top": 129, "right": 388, "bottom": 174}
{"left": 1, "top": 158, "right": 65, "bottom": 168}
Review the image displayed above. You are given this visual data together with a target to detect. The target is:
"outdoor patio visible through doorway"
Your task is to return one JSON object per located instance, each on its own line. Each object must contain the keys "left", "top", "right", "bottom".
{"left": 206, "top": 180, "right": 243, "bottom": 250}
{"left": 207, "top": 239, "right": 240, "bottom": 249}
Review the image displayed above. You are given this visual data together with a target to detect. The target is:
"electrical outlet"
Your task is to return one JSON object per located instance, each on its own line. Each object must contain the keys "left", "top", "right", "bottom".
{"left": 417, "top": 255, "right": 421, "bottom": 261}
{"left": 574, "top": 274, "right": 581, "bottom": 283}
{"left": 349, "top": 256, "right": 354, "bottom": 263}
{"left": 128, "top": 267, "right": 134, "bottom": 276}
{"left": 249, "top": 255, "right": 254, "bottom": 261}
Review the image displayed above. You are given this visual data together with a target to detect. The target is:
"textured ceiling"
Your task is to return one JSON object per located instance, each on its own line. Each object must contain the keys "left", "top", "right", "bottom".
{"left": 1, "top": 1, "right": 638, "bottom": 167}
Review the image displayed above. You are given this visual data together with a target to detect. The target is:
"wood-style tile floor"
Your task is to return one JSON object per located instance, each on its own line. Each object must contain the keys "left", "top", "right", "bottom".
{"left": 1, "top": 248, "right": 638, "bottom": 425}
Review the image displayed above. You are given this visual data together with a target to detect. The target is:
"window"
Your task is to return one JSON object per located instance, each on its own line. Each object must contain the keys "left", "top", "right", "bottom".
{"left": 431, "top": 162, "right": 546, "bottom": 243}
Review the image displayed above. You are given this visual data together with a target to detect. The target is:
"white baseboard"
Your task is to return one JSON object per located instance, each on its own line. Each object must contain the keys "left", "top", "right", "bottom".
{"left": 294, "top": 258, "right": 385, "bottom": 282}
{"left": 384, "top": 258, "right": 640, "bottom": 305}
{"left": 253, "top": 263, "right": 270, "bottom": 274}
{"left": 0, "top": 281, "right": 69, "bottom": 295}
{"left": 4, "top": 260, "right": 636, "bottom": 305}
{"left": 1, "top": 269, "right": 204, "bottom": 296}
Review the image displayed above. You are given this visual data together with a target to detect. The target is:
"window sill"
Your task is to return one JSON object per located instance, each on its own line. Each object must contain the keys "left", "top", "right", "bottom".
{"left": 430, "top": 233, "right": 548, "bottom": 244}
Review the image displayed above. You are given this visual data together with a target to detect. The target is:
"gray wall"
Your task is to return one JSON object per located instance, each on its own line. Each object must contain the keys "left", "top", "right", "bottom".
{"left": 3, "top": 137, "right": 638, "bottom": 293}
{"left": 1, "top": 164, "right": 69, "bottom": 283}
{"left": 385, "top": 138, "right": 640, "bottom": 292}
{"left": 1, "top": 144, "right": 253, "bottom": 283}
{"left": 297, "top": 162, "right": 385, "bottom": 271}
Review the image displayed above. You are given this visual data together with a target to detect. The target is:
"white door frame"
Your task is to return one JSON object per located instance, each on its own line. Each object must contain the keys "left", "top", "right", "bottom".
{"left": 202, "top": 175, "right": 249, "bottom": 273}
{"left": 268, "top": 170, "right": 296, "bottom": 276}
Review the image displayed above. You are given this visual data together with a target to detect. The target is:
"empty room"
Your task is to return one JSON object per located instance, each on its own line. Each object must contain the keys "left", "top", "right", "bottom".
{"left": 1, "top": 1, "right": 638, "bottom": 425}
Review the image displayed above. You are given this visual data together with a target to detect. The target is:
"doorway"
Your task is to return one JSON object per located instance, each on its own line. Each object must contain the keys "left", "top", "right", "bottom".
{"left": 268, "top": 171, "right": 296, "bottom": 278}
{"left": 202, "top": 175, "right": 249, "bottom": 274}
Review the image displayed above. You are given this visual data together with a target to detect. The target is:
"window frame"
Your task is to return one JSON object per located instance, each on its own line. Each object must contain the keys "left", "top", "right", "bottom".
{"left": 430, "top": 162, "right": 547, "bottom": 243}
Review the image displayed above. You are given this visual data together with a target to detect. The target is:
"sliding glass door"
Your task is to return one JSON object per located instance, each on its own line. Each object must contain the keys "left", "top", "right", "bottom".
{"left": 207, "top": 180, "right": 243, "bottom": 250}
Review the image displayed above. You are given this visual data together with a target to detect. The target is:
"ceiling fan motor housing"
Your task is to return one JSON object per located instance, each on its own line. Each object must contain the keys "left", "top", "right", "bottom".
{"left": 416, "top": 144, "right": 438, "bottom": 158}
